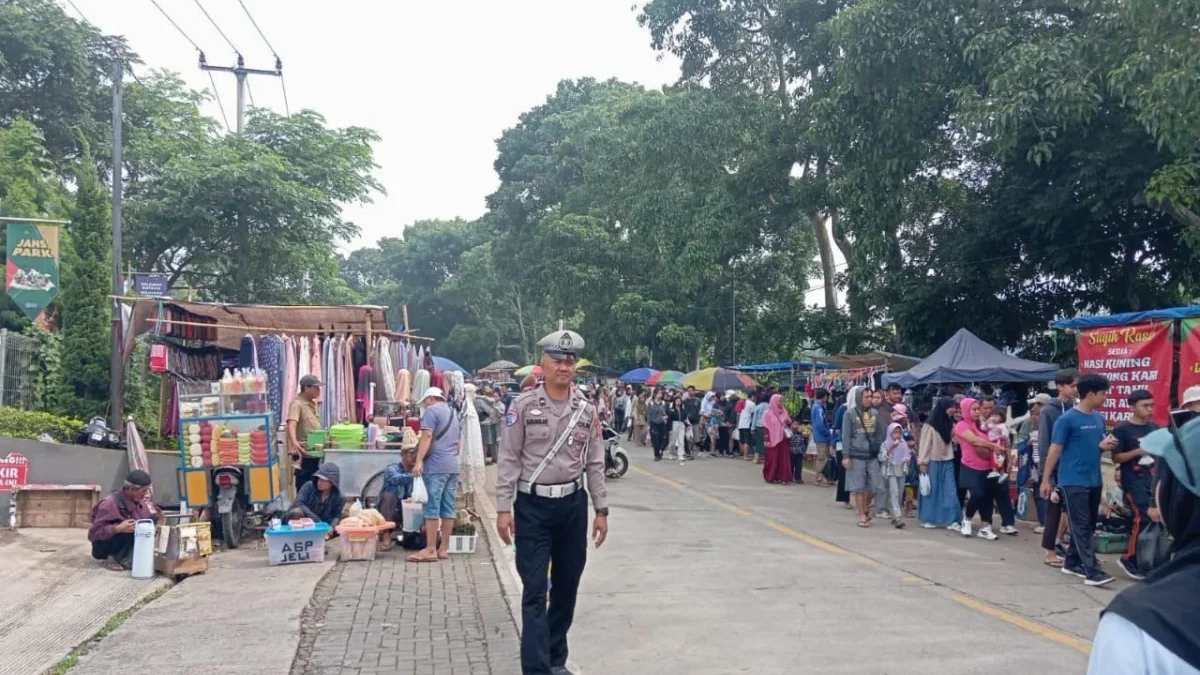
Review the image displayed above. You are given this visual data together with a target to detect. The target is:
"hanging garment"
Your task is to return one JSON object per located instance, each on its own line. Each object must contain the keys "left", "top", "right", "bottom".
{"left": 356, "top": 364, "right": 374, "bottom": 423}
{"left": 459, "top": 384, "right": 486, "bottom": 496}
{"left": 298, "top": 333, "right": 311, "bottom": 382}
{"left": 281, "top": 336, "right": 298, "bottom": 424}
{"left": 342, "top": 336, "right": 356, "bottom": 423}
{"left": 431, "top": 369, "right": 446, "bottom": 393}
{"left": 260, "top": 335, "right": 284, "bottom": 424}
{"left": 395, "top": 369, "right": 412, "bottom": 405}
{"left": 412, "top": 369, "right": 430, "bottom": 405}
{"left": 237, "top": 334, "right": 258, "bottom": 370}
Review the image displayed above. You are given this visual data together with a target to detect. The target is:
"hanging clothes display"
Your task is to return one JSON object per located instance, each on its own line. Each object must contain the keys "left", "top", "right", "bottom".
{"left": 356, "top": 364, "right": 374, "bottom": 423}
{"left": 259, "top": 335, "right": 285, "bottom": 424}
{"left": 237, "top": 334, "right": 259, "bottom": 370}
{"left": 281, "top": 335, "right": 298, "bottom": 424}
{"left": 412, "top": 369, "right": 430, "bottom": 404}
{"left": 395, "top": 369, "right": 412, "bottom": 405}
{"left": 459, "top": 384, "right": 486, "bottom": 496}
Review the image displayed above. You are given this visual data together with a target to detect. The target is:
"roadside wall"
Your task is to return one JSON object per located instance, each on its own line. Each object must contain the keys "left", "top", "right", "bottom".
{"left": 0, "top": 437, "right": 179, "bottom": 516}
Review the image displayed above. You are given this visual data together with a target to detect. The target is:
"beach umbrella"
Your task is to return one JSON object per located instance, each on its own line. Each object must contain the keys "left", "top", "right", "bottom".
{"left": 481, "top": 359, "right": 518, "bottom": 371}
{"left": 514, "top": 364, "right": 542, "bottom": 378}
{"left": 683, "top": 367, "right": 759, "bottom": 391}
{"left": 432, "top": 356, "right": 468, "bottom": 374}
{"left": 646, "top": 370, "right": 685, "bottom": 387}
{"left": 576, "top": 358, "right": 595, "bottom": 369}
{"left": 618, "top": 367, "right": 659, "bottom": 384}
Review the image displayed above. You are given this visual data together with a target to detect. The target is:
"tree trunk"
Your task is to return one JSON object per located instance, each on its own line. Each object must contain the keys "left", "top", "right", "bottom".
{"left": 511, "top": 286, "right": 530, "bottom": 364}
{"left": 810, "top": 210, "right": 838, "bottom": 314}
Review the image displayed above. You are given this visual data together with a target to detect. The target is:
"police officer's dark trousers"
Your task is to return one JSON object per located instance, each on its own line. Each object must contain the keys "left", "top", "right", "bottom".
{"left": 515, "top": 489, "right": 588, "bottom": 674}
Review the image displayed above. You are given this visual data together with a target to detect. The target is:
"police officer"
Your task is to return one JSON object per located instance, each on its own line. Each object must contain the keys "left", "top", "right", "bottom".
{"left": 496, "top": 329, "right": 608, "bottom": 675}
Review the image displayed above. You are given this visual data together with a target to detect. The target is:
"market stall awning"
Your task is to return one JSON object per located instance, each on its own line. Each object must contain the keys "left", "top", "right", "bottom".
{"left": 815, "top": 351, "right": 924, "bottom": 371}
{"left": 125, "top": 298, "right": 389, "bottom": 351}
{"left": 728, "top": 360, "right": 826, "bottom": 372}
{"left": 882, "top": 329, "right": 1057, "bottom": 388}
{"left": 1051, "top": 305, "right": 1200, "bottom": 330}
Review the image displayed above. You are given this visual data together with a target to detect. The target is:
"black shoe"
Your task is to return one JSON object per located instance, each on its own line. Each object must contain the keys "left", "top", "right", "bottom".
{"left": 1118, "top": 557, "right": 1146, "bottom": 581}
{"left": 1055, "top": 543, "right": 1068, "bottom": 560}
{"left": 1061, "top": 563, "right": 1086, "bottom": 579}
{"left": 1085, "top": 570, "right": 1116, "bottom": 587}
{"left": 551, "top": 667, "right": 575, "bottom": 675}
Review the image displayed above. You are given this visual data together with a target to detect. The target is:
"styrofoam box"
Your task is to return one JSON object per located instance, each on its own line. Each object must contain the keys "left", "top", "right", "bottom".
{"left": 448, "top": 534, "right": 477, "bottom": 554}
{"left": 265, "top": 522, "right": 331, "bottom": 565}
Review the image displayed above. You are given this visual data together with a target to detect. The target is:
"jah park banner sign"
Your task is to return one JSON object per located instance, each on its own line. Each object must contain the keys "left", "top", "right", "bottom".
{"left": 1077, "top": 321, "right": 1171, "bottom": 426}
{"left": 5, "top": 222, "right": 60, "bottom": 320}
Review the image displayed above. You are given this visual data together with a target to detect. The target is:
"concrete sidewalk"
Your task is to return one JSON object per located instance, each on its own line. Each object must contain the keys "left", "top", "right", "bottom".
{"left": 72, "top": 544, "right": 333, "bottom": 675}
{"left": 0, "top": 528, "right": 171, "bottom": 675}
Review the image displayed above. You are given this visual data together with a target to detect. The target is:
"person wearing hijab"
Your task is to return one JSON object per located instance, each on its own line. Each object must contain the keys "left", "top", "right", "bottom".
{"left": 1087, "top": 418, "right": 1200, "bottom": 674}
{"left": 842, "top": 386, "right": 885, "bottom": 527}
{"left": 762, "top": 394, "right": 794, "bottom": 484}
{"left": 954, "top": 398, "right": 1008, "bottom": 540}
{"left": 880, "top": 422, "right": 909, "bottom": 528}
{"left": 832, "top": 392, "right": 851, "bottom": 507}
{"left": 918, "top": 398, "right": 964, "bottom": 529}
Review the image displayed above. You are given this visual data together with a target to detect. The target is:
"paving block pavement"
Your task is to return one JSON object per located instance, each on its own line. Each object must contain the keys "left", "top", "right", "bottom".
{"left": 0, "top": 528, "right": 171, "bottom": 675}
{"left": 297, "top": 532, "right": 522, "bottom": 675}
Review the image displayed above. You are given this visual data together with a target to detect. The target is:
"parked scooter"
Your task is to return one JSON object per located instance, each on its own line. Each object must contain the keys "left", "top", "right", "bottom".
{"left": 602, "top": 423, "right": 629, "bottom": 478}
{"left": 76, "top": 416, "right": 125, "bottom": 449}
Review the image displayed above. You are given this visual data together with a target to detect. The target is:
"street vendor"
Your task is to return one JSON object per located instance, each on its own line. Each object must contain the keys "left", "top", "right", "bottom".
{"left": 287, "top": 462, "right": 344, "bottom": 527}
{"left": 88, "top": 470, "right": 162, "bottom": 571}
{"left": 377, "top": 430, "right": 420, "bottom": 530}
{"left": 287, "top": 374, "right": 323, "bottom": 489}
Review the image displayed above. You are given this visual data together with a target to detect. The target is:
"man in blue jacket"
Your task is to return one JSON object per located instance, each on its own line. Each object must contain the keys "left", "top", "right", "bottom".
{"left": 811, "top": 388, "right": 832, "bottom": 486}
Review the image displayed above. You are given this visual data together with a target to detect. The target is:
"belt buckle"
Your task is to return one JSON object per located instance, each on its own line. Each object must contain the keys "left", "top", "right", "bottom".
{"left": 549, "top": 484, "right": 565, "bottom": 498}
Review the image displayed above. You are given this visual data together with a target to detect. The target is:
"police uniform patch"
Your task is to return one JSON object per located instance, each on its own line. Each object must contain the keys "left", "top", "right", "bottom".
{"left": 505, "top": 410, "right": 518, "bottom": 426}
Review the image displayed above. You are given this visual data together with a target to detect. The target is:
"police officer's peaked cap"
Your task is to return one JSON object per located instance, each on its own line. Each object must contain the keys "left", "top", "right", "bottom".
{"left": 538, "top": 329, "right": 584, "bottom": 360}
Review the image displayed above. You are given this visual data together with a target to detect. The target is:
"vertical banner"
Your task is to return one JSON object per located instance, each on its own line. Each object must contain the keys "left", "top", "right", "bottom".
{"left": 5, "top": 222, "right": 60, "bottom": 319}
{"left": 1178, "top": 319, "right": 1200, "bottom": 402}
{"left": 1077, "top": 321, "right": 1171, "bottom": 426}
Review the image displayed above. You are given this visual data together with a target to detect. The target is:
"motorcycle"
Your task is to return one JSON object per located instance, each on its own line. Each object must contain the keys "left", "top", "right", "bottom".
{"left": 76, "top": 417, "right": 126, "bottom": 449}
{"left": 602, "top": 423, "right": 629, "bottom": 478}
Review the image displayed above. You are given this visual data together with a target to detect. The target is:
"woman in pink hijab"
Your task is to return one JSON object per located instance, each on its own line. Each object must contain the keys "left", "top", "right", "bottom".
{"left": 762, "top": 394, "right": 794, "bottom": 484}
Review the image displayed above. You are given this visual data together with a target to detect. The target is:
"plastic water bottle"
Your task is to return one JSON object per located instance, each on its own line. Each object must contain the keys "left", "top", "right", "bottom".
{"left": 131, "top": 519, "right": 156, "bottom": 579}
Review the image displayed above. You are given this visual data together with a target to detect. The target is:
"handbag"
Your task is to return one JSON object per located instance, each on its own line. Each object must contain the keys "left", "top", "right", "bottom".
{"left": 1135, "top": 522, "right": 1173, "bottom": 574}
{"left": 919, "top": 473, "right": 931, "bottom": 497}
{"left": 411, "top": 476, "right": 429, "bottom": 504}
{"left": 821, "top": 456, "right": 838, "bottom": 483}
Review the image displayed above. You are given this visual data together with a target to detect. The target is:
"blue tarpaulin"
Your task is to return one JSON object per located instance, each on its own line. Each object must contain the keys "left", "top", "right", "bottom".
{"left": 882, "top": 329, "right": 1058, "bottom": 388}
{"left": 1050, "top": 306, "right": 1200, "bottom": 330}
{"left": 728, "top": 360, "right": 827, "bottom": 372}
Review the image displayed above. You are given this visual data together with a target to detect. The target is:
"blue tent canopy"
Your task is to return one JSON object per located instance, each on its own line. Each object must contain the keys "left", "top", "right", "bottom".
{"left": 1051, "top": 305, "right": 1200, "bottom": 330}
{"left": 882, "top": 329, "right": 1057, "bottom": 388}
{"left": 619, "top": 367, "right": 658, "bottom": 383}
{"left": 432, "top": 356, "right": 468, "bottom": 373}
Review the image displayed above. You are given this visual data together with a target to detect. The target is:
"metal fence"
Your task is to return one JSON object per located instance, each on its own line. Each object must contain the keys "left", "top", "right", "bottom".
{"left": 0, "top": 329, "right": 40, "bottom": 409}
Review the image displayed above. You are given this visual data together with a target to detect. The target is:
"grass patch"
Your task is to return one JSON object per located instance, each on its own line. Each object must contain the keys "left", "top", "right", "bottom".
{"left": 48, "top": 584, "right": 170, "bottom": 675}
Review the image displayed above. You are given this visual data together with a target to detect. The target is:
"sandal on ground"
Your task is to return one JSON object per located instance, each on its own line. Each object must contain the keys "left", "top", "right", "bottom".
{"left": 1044, "top": 558, "right": 1063, "bottom": 568}
{"left": 103, "top": 557, "right": 126, "bottom": 572}
{"left": 407, "top": 552, "right": 439, "bottom": 563}
{"left": 857, "top": 519, "right": 870, "bottom": 528}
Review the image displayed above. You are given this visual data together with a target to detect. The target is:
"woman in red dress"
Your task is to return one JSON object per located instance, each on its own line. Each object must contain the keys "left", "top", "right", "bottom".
{"left": 762, "top": 393, "right": 794, "bottom": 484}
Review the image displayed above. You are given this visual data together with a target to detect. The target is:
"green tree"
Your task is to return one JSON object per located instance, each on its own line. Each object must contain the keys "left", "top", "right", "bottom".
{"left": 56, "top": 146, "right": 111, "bottom": 417}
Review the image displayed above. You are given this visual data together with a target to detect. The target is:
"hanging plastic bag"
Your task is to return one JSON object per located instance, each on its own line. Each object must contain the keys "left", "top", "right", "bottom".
{"left": 1136, "top": 522, "right": 1172, "bottom": 574}
{"left": 919, "top": 472, "right": 931, "bottom": 497}
{"left": 411, "top": 476, "right": 429, "bottom": 504}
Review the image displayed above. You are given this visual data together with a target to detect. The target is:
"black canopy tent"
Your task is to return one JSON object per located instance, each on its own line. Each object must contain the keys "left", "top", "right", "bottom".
{"left": 882, "top": 329, "right": 1058, "bottom": 388}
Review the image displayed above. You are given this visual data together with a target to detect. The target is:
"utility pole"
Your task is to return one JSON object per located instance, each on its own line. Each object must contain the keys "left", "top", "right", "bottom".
{"left": 200, "top": 54, "right": 281, "bottom": 133}
{"left": 109, "top": 59, "right": 124, "bottom": 427}
{"left": 731, "top": 282, "right": 737, "bottom": 365}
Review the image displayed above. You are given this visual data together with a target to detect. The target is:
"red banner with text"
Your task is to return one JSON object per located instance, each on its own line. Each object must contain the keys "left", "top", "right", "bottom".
{"left": 1177, "top": 319, "right": 1200, "bottom": 404}
{"left": 1077, "top": 321, "right": 1171, "bottom": 426}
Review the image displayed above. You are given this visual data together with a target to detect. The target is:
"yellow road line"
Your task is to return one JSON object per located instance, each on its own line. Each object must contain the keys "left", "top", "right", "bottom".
{"left": 631, "top": 463, "right": 1091, "bottom": 655}
{"left": 951, "top": 594, "right": 1092, "bottom": 654}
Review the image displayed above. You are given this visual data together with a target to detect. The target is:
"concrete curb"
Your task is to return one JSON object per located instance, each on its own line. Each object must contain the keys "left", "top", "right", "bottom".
{"left": 478, "top": 489, "right": 586, "bottom": 675}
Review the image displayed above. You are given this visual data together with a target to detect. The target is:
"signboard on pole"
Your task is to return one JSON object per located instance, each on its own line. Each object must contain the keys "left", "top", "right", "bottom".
{"left": 5, "top": 222, "right": 60, "bottom": 319}
{"left": 133, "top": 273, "right": 170, "bottom": 297}
{"left": 1077, "top": 321, "right": 1171, "bottom": 426}
{"left": 0, "top": 453, "right": 29, "bottom": 491}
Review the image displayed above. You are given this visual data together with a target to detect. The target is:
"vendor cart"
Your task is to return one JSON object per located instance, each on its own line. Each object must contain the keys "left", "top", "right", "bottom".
{"left": 177, "top": 382, "right": 282, "bottom": 548}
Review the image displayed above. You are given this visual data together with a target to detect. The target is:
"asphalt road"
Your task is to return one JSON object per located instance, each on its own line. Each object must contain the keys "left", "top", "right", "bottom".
{"left": 561, "top": 444, "right": 1115, "bottom": 675}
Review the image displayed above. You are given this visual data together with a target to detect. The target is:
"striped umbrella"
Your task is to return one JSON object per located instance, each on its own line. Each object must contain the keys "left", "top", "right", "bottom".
{"left": 682, "top": 367, "right": 759, "bottom": 391}
{"left": 514, "top": 365, "right": 542, "bottom": 378}
{"left": 645, "top": 370, "right": 685, "bottom": 387}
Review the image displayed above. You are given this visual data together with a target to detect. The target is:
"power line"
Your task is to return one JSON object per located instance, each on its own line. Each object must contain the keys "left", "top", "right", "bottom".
{"left": 148, "top": 0, "right": 203, "bottom": 53}
{"left": 236, "top": 0, "right": 280, "bottom": 56}
{"left": 64, "top": 0, "right": 144, "bottom": 85}
{"left": 280, "top": 71, "right": 291, "bottom": 116}
{"left": 192, "top": 0, "right": 240, "bottom": 55}
{"left": 245, "top": 78, "right": 255, "bottom": 108}
{"left": 207, "top": 70, "right": 231, "bottom": 132}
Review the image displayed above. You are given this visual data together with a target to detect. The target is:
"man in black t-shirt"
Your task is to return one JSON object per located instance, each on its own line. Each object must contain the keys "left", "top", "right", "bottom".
{"left": 1111, "top": 388, "right": 1159, "bottom": 581}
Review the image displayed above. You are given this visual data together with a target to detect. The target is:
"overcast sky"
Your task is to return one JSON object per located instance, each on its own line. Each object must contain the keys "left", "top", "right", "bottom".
{"left": 73, "top": 0, "right": 840, "bottom": 305}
